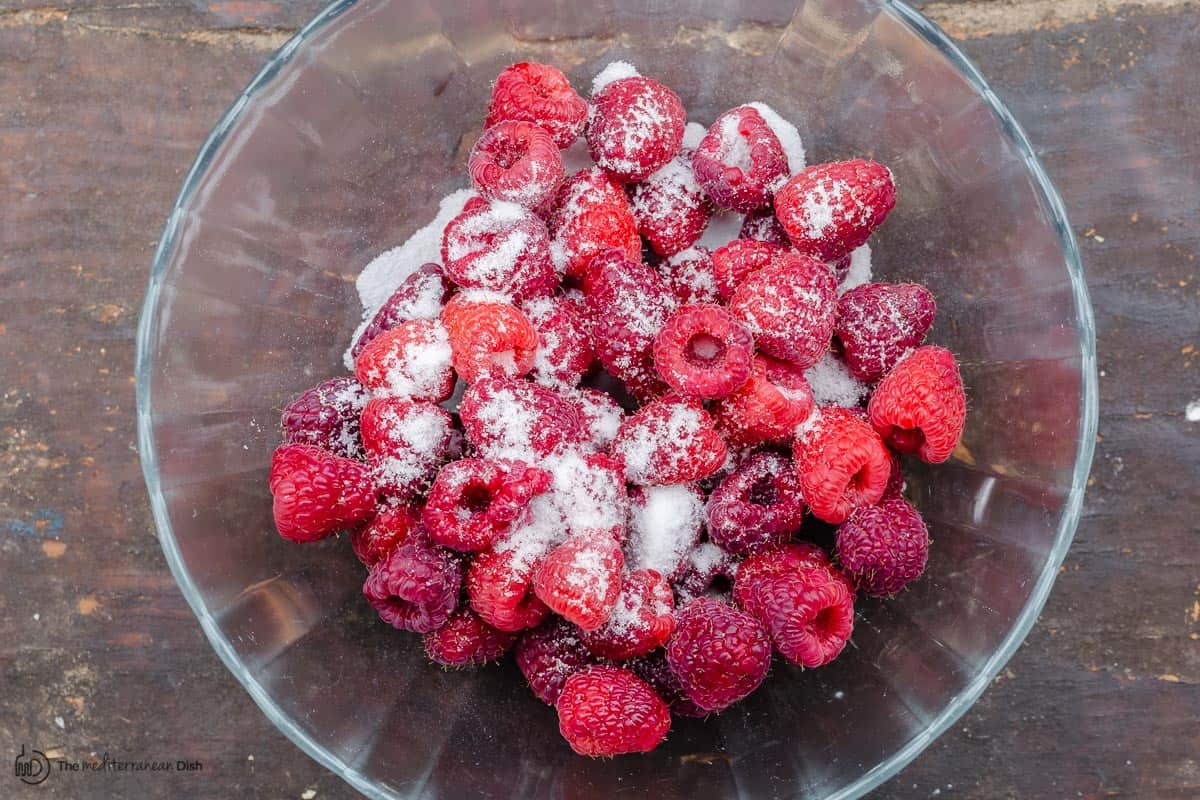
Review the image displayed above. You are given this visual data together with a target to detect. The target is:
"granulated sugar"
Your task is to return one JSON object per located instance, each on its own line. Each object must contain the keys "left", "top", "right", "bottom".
{"left": 628, "top": 484, "right": 705, "bottom": 577}
{"left": 745, "top": 102, "right": 806, "bottom": 175}
{"left": 697, "top": 208, "right": 745, "bottom": 250}
{"left": 591, "top": 61, "right": 640, "bottom": 95}
{"left": 838, "top": 243, "right": 873, "bottom": 294}
{"left": 805, "top": 352, "right": 868, "bottom": 408}
{"left": 682, "top": 121, "right": 707, "bottom": 150}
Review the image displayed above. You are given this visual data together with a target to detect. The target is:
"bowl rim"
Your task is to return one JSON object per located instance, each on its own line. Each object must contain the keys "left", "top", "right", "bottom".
{"left": 135, "top": 2, "right": 1098, "bottom": 797}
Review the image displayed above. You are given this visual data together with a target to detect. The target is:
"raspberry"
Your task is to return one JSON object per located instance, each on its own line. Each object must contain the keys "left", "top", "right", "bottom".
{"left": 793, "top": 407, "right": 892, "bottom": 524}
{"left": 543, "top": 450, "right": 630, "bottom": 542}
{"left": 423, "top": 458, "right": 552, "bottom": 552}
{"left": 579, "top": 569, "right": 675, "bottom": 659}
{"left": 269, "top": 444, "right": 375, "bottom": 542}
{"left": 693, "top": 106, "right": 789, "bottom": 213}
{"left": 629, "top": 151, "right": 711, "bottom": 256}
{"left": 533, "top": 531, "right": 624, "bottom": 630}
{"left": 711, "top": 238, "right": 787, "bottom": 300}
{"left": 440, "top": 294, "right": 538, "bottom": 383}
{"left": 665, "top": 597, "right": 771, "bottom": 712}
{"left": 546, "top": 167, "right": 641, "bottom": 278}
{"left": 281, "top": 376, "right": 369, "bottom": 460}
{"left": 556, "top": 666, "right": 671, "bottom": 757}
{"left": 737, "top": 541, "right": 843, "bottom": 587}
{"left": 423, "top": 606, "right": 519, "bottom": 667}
{"left": 560, "top": 387, "right": 625, "bottom": 452}
{"left": 486, "top": 62, "right": 588, "bottom": 150}
{"left": 611, "top": 396, "right": 727, "bottom": 485}
{"left": 459, "top": 376, "right": 584, "bottom": 461}
{"left": 515, "top": 617, "right": 599, "bottom": 705}
{"left": 362, "top": 530, "right": 462, "bottom": 633}
{"left": 670, "top": 542, "right": 737, "bottom": 606}
{"left": 351, "top": 501, "right": 420, "bottom": 567}
{"left": 626, "top": 650, "right": 708, "bottom": 718}
{"left": 739, "top": 207, "right": 790, "bottom": 246}
{"left": 836, "top": 497, "right": 929, "bottom": 596}
{"left": 522, "top": 294, "right": 594, "bottom": 389}
{"left": 354, "top": 318, "right": 455, "bottom": 402}
{"left": 835, "top": 282, "right": 937, "bottom": 382}
{"left": 470, "top": 547, "right": 551, "bottom": 629}
{"left": 730, "top": 252, "right": 838, "bottom": 368}
{"left": 867, "top": 345, "right": 966, "bottom": 463}
{"left": 586, "top": 76, "right": 686, "bottom": 182}
{"left": 652, "top": 303, "right": 754, "bottom": 399}
{"left": 774, "top": 159, "right": 896, "bottom": 262}
{"left": 441, "top": 196, "right": 557, "bottom": 302}
{"left": 883, "top": 447, "right": 905, "bottom": 500}
{"left": 350, "top": 263, "right": 451, "bottom": 359}
{"left": 658, "top": 245, "right": 720, "bottom": 305}
{"left": 734, "top": 563, "right": 855, "bottom": 668}
{"left": 711, "top": 354, "right": 814, "bottom": 447}
{"left": 706, "top": 452, "right": 805, "bottom": 555}
{"left": 829, "top": 253, "right": 853, "bottom": 284}
{"left": 469, "top": 120, "right": 565, "bottom": 209}
{"left": 359, "top": 398, "right": 455, "bottom": 498}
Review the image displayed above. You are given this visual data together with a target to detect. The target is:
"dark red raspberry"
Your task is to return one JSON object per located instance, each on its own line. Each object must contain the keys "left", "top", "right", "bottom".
{"left": 829, "top": 252, "right": 853, "bottom": 284}
{"left": 836, "top": 497, "right": 929, "bottom": 596}
{"left": 441, "top": 196, "right": 557, "bottom": 302}
{"left": 467, "top": 547, "right": 551, "bottom": 632}
{"left": 706, "top": 452, "right": 805, "bottom": 555}
{"left": 359, "top": 398, "right": 455, "bottom": 498}
{"left": 711, "top": 354, "right": 814, "bottom": 447}
{"left": 629, "top": 151, "right": 711, "bottom": 256}
{"left": 711, "top": 238, "right": 787, "bottom": 300}
{"left": 737, "top": 541, "right": 843, "bottom": 587}
{"left": 533, "top": 531, "right": 624, "bottom": 631}
{"left": 547, "top": 167, "right": 641, "bottom": 278}
{"left": 883, "top": 447, "right": 905, "bottom": 500}
{"left": 522, "top": 293, "right": 593, "bottom": 389}
{"left": 739, "top": 207, "right": 790, "bottom": 246}
{"left": 774, "top": 159, "right": 896, "bottom": 262}
{"left": 835, "top": 282, "right": 937, "bottom": 382}
{"left": 459, "top": 376, "right": 584, "bottom": 461}
{"left": 666, "top": 597, "right": 771, "bottom": 712}
{"left": 652, "top": 303, "right": 754, "bottom": 400}
{"left": 423, "top": 606, "right": 519, "bottom": 667}
{"left": 793, "top": 407, "right": 892, "bottom": 524}
{"left": 658, "top": 246, "right": 720, "bottom": 305}
{"left": 693, "top": 106, "right": 789, "bottom": 213}
{"left": 423, "top": 458, "right": 552, "bottom": 552}
{"left": 515, "top": 616, "right": 601, "bottom": 704}
{"left": 867, "top": 345, "right": 966, "bottom": 464}
{"left": 734, "top": 563, "right": 855, "bottom": 668}
{"left": 586, "top": 76, "right": 686, "bottom": 182}
{"left": 560, "top": 387, "right": 625, "bottom": 452}
{"left": 556, "top": 666, "right": 671, "bottom": 756}
{"left": 469, "top": 120, "right": 565, "bottom": 209}
{"left": 486, "top": 62, "right": 588, "bottom": 150}
{"left": 362, "top": 530, "right": 462, "bottom": 633}
{"left": 351, "top": 501, "right": 420, "bottom": 567}
{"left": 730, "top": 252, "right": 838, "bottom": 368}
{"left": 579, "top": 569, "right": 675, "bottom": 659}
{"left": 670, "top": 542, "right": 737, "bottom": 606}
{"left": 627, "top": 650, "right": 708, "bottom": 718}
{"left": 354, "top": 318, "right": 455, "bottom": 402}
{"left": 440, "top": 294, "right": 538, "bottom": 383}
{"left": 281, "top": 376, "right": 369, "bottom": 460}
{"left": 269, "top": 444, "right": 375, "bottom": 542}
{"left": 350, "top": 263, "right": 452, "bottom": 359}
{"left": 611, "top": 395, "right": 727, "bottom": 485}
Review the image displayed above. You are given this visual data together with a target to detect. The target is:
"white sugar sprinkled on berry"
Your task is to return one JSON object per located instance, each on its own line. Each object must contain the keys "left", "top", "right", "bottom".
{"left": 591, "top": 61, "right": 640, "bottom": 96}
{"left": 804, "top": 352, "right": 868, "bottom": 408}
{"left": 838, "top": 243, "right": 873, "bottom": 294}
{"left": 628, "top": 484, "right": 704, "bottom": 577}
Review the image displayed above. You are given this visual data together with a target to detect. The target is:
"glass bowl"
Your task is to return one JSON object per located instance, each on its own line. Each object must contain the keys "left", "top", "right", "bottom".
{"left": 135, "top": 0, "right": 1097, "bottom": 797}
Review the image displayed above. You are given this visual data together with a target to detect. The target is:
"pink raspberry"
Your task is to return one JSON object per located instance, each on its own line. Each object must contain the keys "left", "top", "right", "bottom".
{"left": 611, "top": 395, "right": 727, "bottom": 485}
{"left": 458, "top": 376, "right": 584, "bottom": 461}
{"left": 560, "top": 387, "right": 625, "bottom": 452}
{"left": 693, "top": 105, "right": 789, "bottom": 213}
{"left": 793, "top": 407, "right": 892, "bottom": 524}
{"left": 440, "top": 294, "right": 539, "bottom": 383}
{"left": 351, "top": 501, "right": 420, "bottom": 567}
{"left": 730, "top": 252, "right": 838, "bottom": 368}
{"left": 350, "top": 263, "right": 452, "bottom": 359}
{"left": 469, "top": 120, "right": 565, "bottom": 209}
{"left": 579, "top": 569, "right": 675, "bottom": 659}
{"left": 522, "top": 293, "right": 594, "bottom": 389}
{"left": 441, "top": 196, "right": 557, "bottom": 302}
{"left": 835, "top": 282, "right": 937, "bottom": 382}
{"left": 467, "top": 547, "right": 551, "bottom": 632}
{"left": 665, "top": 597, "right": 771, "bottom": 712}
{"left": 774, "top": 159, "right": 896, "bottom": 262}
{"left": 533, "top": 531, "right": 624, "bottom": 631}
{"left": 835, "top": 497, "right": 930, "bottom": 596}
{"left": 734, "top": 562, "right": 855, "bottom": 668}
{"left": 658, "top": 245, "right": 720, "bottom": 305}
{"left": 359, "top": 398, "right": 455, "bottom": 498}
{"left": 627, "top": 650, "right": 708, "bottom": 718}
{"left": 556, "top": 666, "right": 671, "bottom": 756}
{"left": 281, "top": 376, "right": 369, "bottom": 460}
{"left": 629, "top": 151, "right": 711, "bottom": 256}
{"left": 867, "top": 345, "right": 966, "bottom": 464}
{"left": 706, "top": 451, "right": 805, "bottom": 555}
{"left": 652, "top": 303, "right": 754, "bottom": 400}
{"left": 422, "top": 458, "right": 552, "bottom": 552}
{"left": 423, "top": 606, "right": 519, "bottom": 667}
{"left": 269, "top": 444, "right": 375, "bottom": 542}
{"left": 515, "top": 616, "right": 601, "bottom": 704}
{"left": 737, "top": 542, "right": 842, "bottom": 586}
{"left": 354, "top": 318, "right": 455, "bottom": 402}
{"left": 362, "top": 531, "right": 462, "bottom": 633}
{"left": 711, "top": 354, "right": 814, "bottom": 447}
{"left": 546, "top": 167, "right": 641, "bottom": 278}
{"left": 711, "top": 238, "right": 787, "bottom": 300}
{"left": 670, "top": 542, "right": 737, "bottom": 606}
{"left": 586, "top": 76, "right": 686, "bottom": 182}
{"left": 739, "top": 207, "right": 790, "bottom": 246}
{"left": 486, "top": 62, "right": 588, "bottom": 149}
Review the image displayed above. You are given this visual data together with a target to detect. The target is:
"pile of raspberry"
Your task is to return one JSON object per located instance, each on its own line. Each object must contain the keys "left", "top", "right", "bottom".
{"left": 268, "top": 60, "right": 966, "bottom": 758}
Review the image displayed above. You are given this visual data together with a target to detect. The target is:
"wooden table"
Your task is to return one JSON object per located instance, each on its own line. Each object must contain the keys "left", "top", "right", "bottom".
{"left": 2, "top": 0, "right": 1197, "bottom": 797}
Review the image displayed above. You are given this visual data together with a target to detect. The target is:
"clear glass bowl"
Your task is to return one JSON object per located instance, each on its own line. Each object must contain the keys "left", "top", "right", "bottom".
{"left": 135, "top": 1, "right": 1097, "bottom": 797}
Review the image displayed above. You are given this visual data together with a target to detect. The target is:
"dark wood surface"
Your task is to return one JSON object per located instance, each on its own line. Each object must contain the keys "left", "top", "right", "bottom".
{"left": 2, "top": 0, "right": 1198, "bottom": 797}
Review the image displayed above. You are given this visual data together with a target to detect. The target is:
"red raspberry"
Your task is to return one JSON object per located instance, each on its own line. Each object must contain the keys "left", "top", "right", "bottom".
{"left": 711, "top": 238, "right": 787, "bottom": 300}
{"left": 459, "top": 376, "right": 584, "bottom": 461}
{"left": 793, "top": 407, "right": 891, "bottom": 523}
{"left": 467, "top": 547, "right": 551, "bottom": 632}
{"left": 626, "top": 484, "right": 706, "bottom": 579}
{"left": 423, "top": 606, "right": 519, "bottom": 667}
{"left": 486, "top": 62, "right": 588, "bottom": 150}
{"left": 560, "top": 387, "right": 625, "bottom": 452}
{"left": 739, "top": 207, "right": 790, "bottom": 246}
{"left": 515, "top": 616, "right": 601, "bottom": 704}
{"left": 737, "top": 541, "right": 842, "bottom": 586}
{"left": 836, "top": 497, "right": 929, "bottom": 596}
{"left": 867, "top": 345, "right": 966, "bottom": 464}
{"left": 629, "top": 151, "right": 711, "bottom": 256}
{"left": 440, "top": 294, "right": 538, "bottom": 383}
{"left": 835, "top": 282, "right": 937, "bottom": 382}
{"left": 546, "top": 167, "right": 641, "bottom": 278}
{"left": 269, "top": 444, "right": 375, "bottom": 542}
{"left": 359, "top": 398, "right": 455, "bottom": 498}
{"left": 730, "top": 252, "right": 838, "bottom": 368}
{"left": 441, "top": 196, "right": 557, "bottom": 302}
{"left": 542, "top": 450, "right": 630, "bottom": 542}
{"left": 522, "top": 294, "right": 594, "bottom": 389}
{"left": 586, "top": 76, "right": 686, "bottom": 182}
{"left": 706, "top": 452, "right": 805, "bottom": 556}
{"left": 693, "top": 106, "right": 789, "bottom": 213}
{"left": 627, "top": 650, "right": 708, "bottom": 718}
{"left": 423, "top": 458, "right": 552, "bottom": 552}
{"left": 652, "top": 303, "right": 754, "bottom": 399}
{"left": 579, "top": 569, "right": 675, "bottom": 659}
{"left": 556, "top": 666, "right": 671, "bottom": 756}
{"left": 281, "top": 376, "right": 369, "bottom": 460}
{"left": 658, "top": 246, "right": 720, "bottom": 305}
{"left": 774, "top": 159, "right": 896, "bottom": 262}
{"left": 533, "top": 531, "right": 624, "bottom": 631}
{"left": 734, "top": 563, "right": 855, "bottom": 668}
{"left": 670, "top": 542, "right": 737, "bottom": 606}
{"left": 350, "top": 263, "right": 451, "bottom": 359}
{"left": 469, "top": 120, "right": 565, "bottom": 209}
{"left": 351, "top": 501, "right": 420, "bottom": 567}
{"left": 611, "top": 396, "right": 727, "bottom": 485}
{"left": 665, "top": 597, "right": 771, "bottom": 712}
{"left": 711, "top": 354, "right": 814, "bottom": 447}
{"left": 362, "top": 531, "right": 462, "bottom": 633}
{"left": 354, "top": 318, "right": 455, "bottom": 402}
